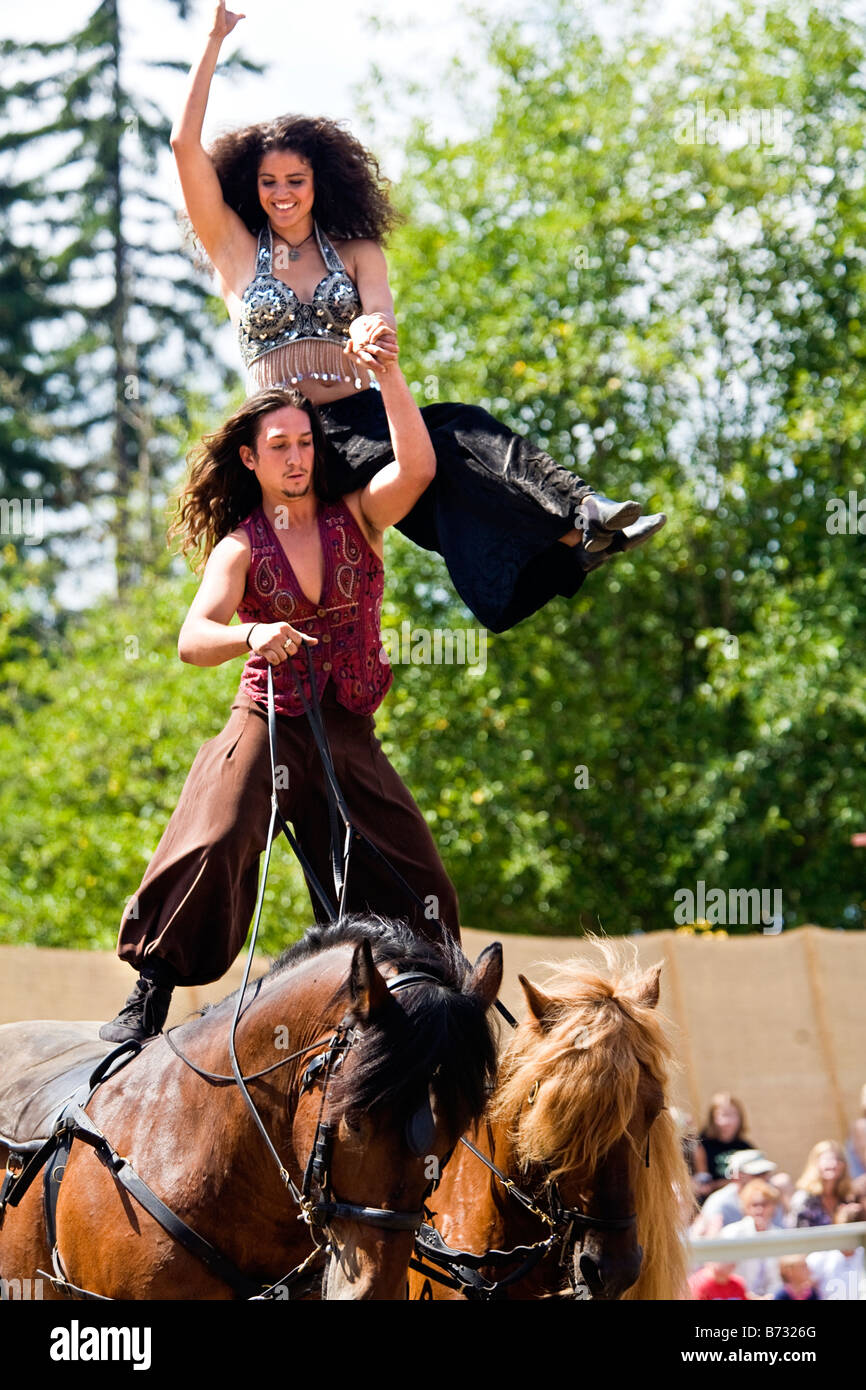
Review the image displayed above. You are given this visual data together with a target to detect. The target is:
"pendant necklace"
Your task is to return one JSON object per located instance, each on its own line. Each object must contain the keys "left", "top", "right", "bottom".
{"left": 283, "top": 231, "right": 314, "bottom": 262}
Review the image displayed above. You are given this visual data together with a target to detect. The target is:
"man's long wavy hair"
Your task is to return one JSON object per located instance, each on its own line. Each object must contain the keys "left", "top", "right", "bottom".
{"left": 208, "top": 115, "right": 400, "bottom": 241}
{"left": 170, "top": 389, "right": 332, "bottom": 569}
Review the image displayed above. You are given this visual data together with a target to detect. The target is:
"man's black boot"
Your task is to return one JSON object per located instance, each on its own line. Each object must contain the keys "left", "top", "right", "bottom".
{"left": 98, "top": 964, "right": 176, "bottom": 1044}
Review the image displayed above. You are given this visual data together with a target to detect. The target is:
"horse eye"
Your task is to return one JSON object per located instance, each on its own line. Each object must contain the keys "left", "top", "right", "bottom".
{"left": 344, "top": 1115, "right": 361, "bottom": 1135}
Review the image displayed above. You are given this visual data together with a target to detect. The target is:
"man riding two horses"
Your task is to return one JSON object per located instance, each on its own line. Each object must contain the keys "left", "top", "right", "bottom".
{"left": 101, "top": 335, "right": 460, "bottom": 1044}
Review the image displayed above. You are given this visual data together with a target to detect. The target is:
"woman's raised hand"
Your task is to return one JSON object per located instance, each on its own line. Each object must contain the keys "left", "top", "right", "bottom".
{"left": 345, "top": 313, "right": 399, "bottom": 371}
{"left": 346, "top": 313, "right": 395, "bottom": 351}
{"left": 209, "top": 0, "right": 245, "bottom": 41}
{"left": 172, "top": 0, "right": 249, "bottom": 269}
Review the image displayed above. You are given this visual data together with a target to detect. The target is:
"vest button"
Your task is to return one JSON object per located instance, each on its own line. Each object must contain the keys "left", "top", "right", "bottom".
{"left": 323, "top": 662, "right": 332, "bottom": 672}
{"left": 317, "top": 608, "right": 326, "bottom": 617}
{"left": 322, "top": 633, "right": 331, "bottom": 643}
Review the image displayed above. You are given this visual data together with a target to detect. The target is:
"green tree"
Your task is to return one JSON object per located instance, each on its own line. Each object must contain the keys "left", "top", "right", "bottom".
{"left": 376, "top": 0, "right": 866, "bottom": 933}
{"left": 3, "top": 0, "right": 865, "bottom": 952}
{"left": 0, "top": 96, "right": 66, "bottom": 519}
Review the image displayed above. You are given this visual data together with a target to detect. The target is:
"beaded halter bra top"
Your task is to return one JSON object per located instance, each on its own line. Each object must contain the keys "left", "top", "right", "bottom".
{"left": 238, "top": 222, "right": 370, "bottom": 394}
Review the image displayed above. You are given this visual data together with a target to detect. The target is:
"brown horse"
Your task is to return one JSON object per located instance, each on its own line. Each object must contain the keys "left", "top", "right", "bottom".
{"left": 409, "top": 942, "right": 692, "bottom": 1300}
{"left": 0, "top": 917, "right": 502, "bottom": 1301}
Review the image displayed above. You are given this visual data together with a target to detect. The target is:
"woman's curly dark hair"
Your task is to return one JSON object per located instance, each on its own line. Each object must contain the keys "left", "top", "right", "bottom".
{"left": 207, "top": 115, "right": 400, "bottom": 241}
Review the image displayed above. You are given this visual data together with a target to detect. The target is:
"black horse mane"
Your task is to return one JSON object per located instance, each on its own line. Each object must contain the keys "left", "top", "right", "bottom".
{"left": 267, "top": 914, "right": 499, "bottom": 1137}
{"left": 268, "top": 913, "right": 462, "bottom": 982}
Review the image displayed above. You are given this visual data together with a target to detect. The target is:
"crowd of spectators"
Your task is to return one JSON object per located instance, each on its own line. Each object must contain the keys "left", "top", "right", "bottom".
{"left": 676, "top": 1091, "right": 866, "bottom": 1300}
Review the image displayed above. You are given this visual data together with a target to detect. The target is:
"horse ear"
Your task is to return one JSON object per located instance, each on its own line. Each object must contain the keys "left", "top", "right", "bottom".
{"left": 349, "top": 939, "right": 390, "bottom": 1022}
{"left": 630, "top": 962, "right": 662, "bottom": 1010}
{"left": 466, "top": 942, "right": 503, "bottom": 1010}
{"left": 518, "top": 974, "right": 557, "bottom": 1029}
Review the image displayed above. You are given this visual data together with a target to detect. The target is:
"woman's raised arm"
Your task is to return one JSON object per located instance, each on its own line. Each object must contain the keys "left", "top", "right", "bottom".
{"left": 170, "top": 2, "right": 252, "bottom": 273}
{"left": 344, "top": 240, "right": 398, "bottom": 367}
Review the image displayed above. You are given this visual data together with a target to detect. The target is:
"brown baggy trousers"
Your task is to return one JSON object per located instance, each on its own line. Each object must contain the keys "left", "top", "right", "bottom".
{"left": 117, "top": 687, "right": 460, "bottom": 985}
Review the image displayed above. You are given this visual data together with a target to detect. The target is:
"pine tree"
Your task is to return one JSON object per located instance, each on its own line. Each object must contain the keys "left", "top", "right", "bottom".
{"left": 0, "top": 0, "right": 256, "bottom": 587}
{"left": 0, "top": 136, "right": 64, "bottom": 526}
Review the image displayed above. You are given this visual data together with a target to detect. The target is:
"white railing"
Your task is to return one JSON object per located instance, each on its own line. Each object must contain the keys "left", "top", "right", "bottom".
{"left": 689, "top": 1220, "right": 866, "bottom": 1265}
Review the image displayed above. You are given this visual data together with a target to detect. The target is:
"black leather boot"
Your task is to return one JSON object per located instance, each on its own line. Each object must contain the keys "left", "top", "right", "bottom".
{"left": 578, "top": 492, "right": 643, "bottom": 553}
{"left": 98, "top": 965, "right": 176, "bottom": 1044}
{"left": 577, "top": 512, "right": 667, "bottom": 571}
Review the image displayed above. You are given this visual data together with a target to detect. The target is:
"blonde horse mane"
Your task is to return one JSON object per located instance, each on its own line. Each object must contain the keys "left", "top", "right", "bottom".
{"left": 491, "top": 938, "right": 693, "bottom": 1300}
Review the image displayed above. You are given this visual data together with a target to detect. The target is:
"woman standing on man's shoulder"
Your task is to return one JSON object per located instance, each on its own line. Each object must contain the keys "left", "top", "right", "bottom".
{"left": 170, "top": 2, "right": 667, "bottom": 634}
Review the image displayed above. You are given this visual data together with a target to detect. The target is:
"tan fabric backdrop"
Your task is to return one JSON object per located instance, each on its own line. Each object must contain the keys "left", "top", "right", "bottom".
{"left": 1, "top": 924, "right": 862, "bottom": 1176}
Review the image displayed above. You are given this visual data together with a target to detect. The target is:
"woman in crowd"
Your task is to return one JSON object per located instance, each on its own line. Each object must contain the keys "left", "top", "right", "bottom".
{"left": 790, "top": 1140, "right": 854, "bottom": 1227}
{"left": 692, "top": 1092, "right": 752, "bottom": 1202}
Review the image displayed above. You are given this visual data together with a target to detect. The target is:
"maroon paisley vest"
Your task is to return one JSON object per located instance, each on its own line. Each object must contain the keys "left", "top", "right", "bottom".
{"left": 237, "top": 501, "right": 392, "bottom": 716}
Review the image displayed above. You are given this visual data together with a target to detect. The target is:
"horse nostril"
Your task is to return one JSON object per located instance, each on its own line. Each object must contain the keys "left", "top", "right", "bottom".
{"left": 578, "top": 1252, "right": 605, "bottom": 1296}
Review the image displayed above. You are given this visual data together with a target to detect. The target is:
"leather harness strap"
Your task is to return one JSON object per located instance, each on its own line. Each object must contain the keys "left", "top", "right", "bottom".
{"left": 2, "top": 1042, "right": 271, "bottom": 1300}
{"left": 2, "top": 1041, "right": 142, "bottom": 1219}
{"left": 410, "top": 1222, "right": 557, "bottom": 1298}
{"left": 43, "top": 1104, "right": 264, "bottom": 1300}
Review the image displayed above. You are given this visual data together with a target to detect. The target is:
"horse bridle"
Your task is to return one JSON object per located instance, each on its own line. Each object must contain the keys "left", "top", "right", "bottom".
{"left": 410, "top": 1106, "right": 649, "bottom": 1300}
{"left": 166, "top": 968, "right": 445, "bottom": 1244}
{"left": 122, "top": 967, "right": 446, "bottom": 1302}
{"left": 291, "top": 971, "right": 444, "bottom": 1236}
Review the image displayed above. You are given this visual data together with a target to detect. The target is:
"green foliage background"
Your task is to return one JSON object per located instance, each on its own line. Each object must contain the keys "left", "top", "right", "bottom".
{"left": 2, "top": 0, "right": 865, "bottom": 953}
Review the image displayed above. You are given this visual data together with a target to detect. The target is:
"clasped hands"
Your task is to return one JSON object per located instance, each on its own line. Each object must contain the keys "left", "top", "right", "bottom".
{"left": 345, "top": 313, "right": 398, "bottom": 373}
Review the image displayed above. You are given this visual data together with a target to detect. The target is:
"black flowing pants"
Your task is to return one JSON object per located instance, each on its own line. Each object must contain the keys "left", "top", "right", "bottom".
{"left": 318, "top": 392, "right": 591, "bottom": 633}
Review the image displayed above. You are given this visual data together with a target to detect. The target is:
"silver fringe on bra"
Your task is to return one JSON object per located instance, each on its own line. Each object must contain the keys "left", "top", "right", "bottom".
{"left": 245, "top": 340, "right": 373, "bottom": 395}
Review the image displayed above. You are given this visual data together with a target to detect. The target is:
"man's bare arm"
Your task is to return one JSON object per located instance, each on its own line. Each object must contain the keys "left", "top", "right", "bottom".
{"left": 351, "top": 357, "right": 436, "bottom": 537}
{"left": 178, "top": 533, "right": 316, "bottom": 666}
